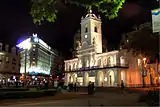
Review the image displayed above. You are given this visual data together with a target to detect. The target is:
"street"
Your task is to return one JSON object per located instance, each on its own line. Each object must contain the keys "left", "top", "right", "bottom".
{"left": 0, "top": 92, "right": 147, "bottom": 106}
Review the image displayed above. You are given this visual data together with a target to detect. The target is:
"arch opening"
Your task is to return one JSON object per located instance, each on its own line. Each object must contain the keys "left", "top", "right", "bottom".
{"left": 97, "top": 71, "right": 104, "bottom": 86}
{"left": 108, "top": 70, "right": 115, "bottom": 86}
{"left": 84, "top": 72, "right": 89, "bottom": 86}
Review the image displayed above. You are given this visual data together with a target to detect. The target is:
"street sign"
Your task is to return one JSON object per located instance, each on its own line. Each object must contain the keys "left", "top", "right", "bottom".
{"left": 151, "top": 8, "right": 160, "bottom": 33}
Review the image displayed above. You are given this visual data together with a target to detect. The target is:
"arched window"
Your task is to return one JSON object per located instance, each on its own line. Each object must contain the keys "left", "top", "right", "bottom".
{"left": 69, "top": 65, "right": 71, "bottom": 71}
{"left": 85, "top": 24, "right": 88, "bottom": 33}
{"left": 107, "top": 57, "right": 111, "bottom": 66}
{"left": 85, "top": 28, "right": 88, "bottom": 33}
{"left": 94, "top": 26, "right": 97, "bottom": 32}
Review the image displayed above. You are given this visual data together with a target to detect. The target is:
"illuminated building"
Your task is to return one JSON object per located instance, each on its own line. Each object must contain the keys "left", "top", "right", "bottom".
{"left": 16, "top": 34, "right": 57, "bottom": 77}
{"left": 64, "top": 10, "right": 160, "bottom": 87}
{"left": 0, "top": 43, "right": 20, "bottom": 81}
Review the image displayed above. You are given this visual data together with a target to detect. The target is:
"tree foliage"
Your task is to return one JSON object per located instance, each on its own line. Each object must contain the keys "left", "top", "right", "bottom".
{"left": 30, "top": 0, "right": 125, "bottom": 24}
{"left": 122, "top": 24, "right": 159, "bottom": 59}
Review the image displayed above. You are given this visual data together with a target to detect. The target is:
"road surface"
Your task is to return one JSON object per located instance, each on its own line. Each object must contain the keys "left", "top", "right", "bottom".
{"left": 0, "top": 92, "right": 147, "bottom": 106}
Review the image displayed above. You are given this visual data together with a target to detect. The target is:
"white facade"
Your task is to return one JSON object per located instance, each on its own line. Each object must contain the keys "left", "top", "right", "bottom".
{"left": 0, "top": 43, "right": 20, "bottom": 79}
{"left": 64, "top": 10, "right": 145, "bottom": 87}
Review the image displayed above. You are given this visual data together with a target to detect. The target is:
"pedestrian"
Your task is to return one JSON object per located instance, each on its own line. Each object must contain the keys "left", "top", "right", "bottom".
{"left": 74, "top": 83, "right": 77, "bottom": 92}
{"left": 77, "top": 82, "right": 80, "bottom": 92}
{"left": 91, "top": 82, "right": 95, "bottom": 94}
{"left": 88, "top": 81, "right": 92, "bottom": 95}
{"left": 121, "top": 80, "right": 125, "bottom": 93}
{"left": 71, "top": 83, "right": 73, "bottom": 92}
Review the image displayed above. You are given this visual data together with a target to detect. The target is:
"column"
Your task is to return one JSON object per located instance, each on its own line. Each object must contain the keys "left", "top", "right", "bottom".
{"left": 116, "top": 54, "right": 120, "bottom": 66}
{"left": 114, "top": 68, "right": 120, "bottom": 87}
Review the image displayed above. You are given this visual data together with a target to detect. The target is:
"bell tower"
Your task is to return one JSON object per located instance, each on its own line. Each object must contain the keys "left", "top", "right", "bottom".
{"left": 80, "top": 9, "right": 102, "bottom": 54}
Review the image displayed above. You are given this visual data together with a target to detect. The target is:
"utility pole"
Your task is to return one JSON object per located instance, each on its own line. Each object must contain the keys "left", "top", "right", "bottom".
{"left": 24, "top": 49, "right": 27, "bottom": 87}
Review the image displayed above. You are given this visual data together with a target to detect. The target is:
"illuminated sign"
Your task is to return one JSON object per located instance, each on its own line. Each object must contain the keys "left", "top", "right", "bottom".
{"left": 151, "top": 8, "right": 160, "bottom": 33}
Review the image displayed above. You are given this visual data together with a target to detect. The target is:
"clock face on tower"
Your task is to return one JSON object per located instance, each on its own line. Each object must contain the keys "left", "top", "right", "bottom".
{"left": 85, "top": 35, "right": 88, "bottom": 38}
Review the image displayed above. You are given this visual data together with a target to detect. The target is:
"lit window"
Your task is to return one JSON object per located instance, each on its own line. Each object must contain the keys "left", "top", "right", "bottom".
{"left": 6, "top": 57, "right": 9, "bottom": 62}
{"left": 126, "top": 40, "right": 129, "bottom": 43}
{"left": 33, "top": 49, "right": 36, "bottom": 51}
{"left": 33, "top": 45, "right": 36, "bottom": 47}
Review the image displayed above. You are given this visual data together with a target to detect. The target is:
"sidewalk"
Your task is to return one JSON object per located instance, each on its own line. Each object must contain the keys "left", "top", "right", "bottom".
{"left": 0, "top": 92, "right": 88, "bottom": 106}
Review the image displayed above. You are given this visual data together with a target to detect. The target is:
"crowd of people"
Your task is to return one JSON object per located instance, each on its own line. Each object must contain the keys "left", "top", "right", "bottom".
{"left": 0, "top": 79, "right": 126, "bottom": 96}
{"left": 67, "top": 81, "right": 95, "bottom": 95}
{"left": 0, "top": 79, "right": 53, "bottom": 89}
{"left": 67, "top": 82, "right": 80, "bottom": 92}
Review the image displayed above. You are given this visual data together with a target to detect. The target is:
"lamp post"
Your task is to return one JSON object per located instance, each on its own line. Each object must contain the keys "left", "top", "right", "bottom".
{"left": 142, "top": 57, "right": 147, "bottom": 88}
{"left": 24, "top": 49, "right": 27, "bottom": 83}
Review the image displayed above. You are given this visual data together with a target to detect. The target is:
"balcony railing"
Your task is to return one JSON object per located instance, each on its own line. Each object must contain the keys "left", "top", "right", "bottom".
{"left": 65, "top": 63, "right": 129, "bottom": 72}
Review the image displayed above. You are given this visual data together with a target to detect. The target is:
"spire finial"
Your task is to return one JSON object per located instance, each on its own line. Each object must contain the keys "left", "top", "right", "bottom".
{"left": 88, "top": 6, "right": 92, "bottom": 14}
{"left": 89, "top": 9, "right": 92, "bottom": 14}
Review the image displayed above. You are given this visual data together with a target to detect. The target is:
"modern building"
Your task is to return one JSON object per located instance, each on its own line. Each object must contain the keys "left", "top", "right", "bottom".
{"left": 16, "top": 34, "right": 58, "bottom": 79}
{"left": 64, "top": 10, "right": 159, "bottom": 87}
{"left": 0, "top": 43, "right": 20, "bottom": 81}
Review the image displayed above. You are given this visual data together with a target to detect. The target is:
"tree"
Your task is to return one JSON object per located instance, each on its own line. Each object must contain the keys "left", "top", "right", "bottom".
{"left": 121, "top": 23, "right": 159, "bottom": 60}
{"left": 30, "top": 0, "right": 125, "bottom": 24}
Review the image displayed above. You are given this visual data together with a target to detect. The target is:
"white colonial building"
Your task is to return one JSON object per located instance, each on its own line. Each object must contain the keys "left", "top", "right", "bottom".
{"left": 0, "top": 43, "right": 20, "bottom": 81}
{"left": 64, "top": 10, "right": 152, "bottom": 87}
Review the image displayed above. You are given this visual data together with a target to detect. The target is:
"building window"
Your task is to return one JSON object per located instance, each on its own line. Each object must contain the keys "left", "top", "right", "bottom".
{"left": 33, "top": 49, "right": 36, "bottom": 51}
{"left": 85, "top": 27, "right": 88, "bottom": 33}
{"left": 12, "top": 66, "right": 15, "bottom": 70}
{"left": 12, "top": 58, "right": 16, "bottom": 65}
{"left": 107, "top": 57, "right": 111, "bottom": 66}
{"left": 6, "top": 57, "right": 9, "bottom": 63}
{"left": 85, "top": 24, "right": 88, "bottom": 33}
{"left": 94, "top": 27, "right": 97, "bottom": 32}
{"left": 0, "top": 59, "right": 2, "bottom": 64}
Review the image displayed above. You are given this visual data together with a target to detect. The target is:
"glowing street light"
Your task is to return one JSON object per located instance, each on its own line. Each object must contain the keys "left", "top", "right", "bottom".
{"left": 143, "top": 57, "right": 147, "bottom": 61}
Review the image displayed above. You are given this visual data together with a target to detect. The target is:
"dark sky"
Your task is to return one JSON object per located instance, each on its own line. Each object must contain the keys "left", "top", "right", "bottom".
{"left": 0, "top": 0, "right": 158, "bottom": 57}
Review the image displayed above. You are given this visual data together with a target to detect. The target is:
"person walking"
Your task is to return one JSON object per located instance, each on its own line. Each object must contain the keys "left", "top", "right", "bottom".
{"left": 74, "top": 83, "right": 77, "bottom": 92}
{"left": 121, "top": 80, "right": 125, "bottom": 93}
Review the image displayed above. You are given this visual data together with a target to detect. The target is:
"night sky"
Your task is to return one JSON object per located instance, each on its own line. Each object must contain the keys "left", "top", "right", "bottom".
{"left": 0, "top": 0, "right": 158, "bottom": 58}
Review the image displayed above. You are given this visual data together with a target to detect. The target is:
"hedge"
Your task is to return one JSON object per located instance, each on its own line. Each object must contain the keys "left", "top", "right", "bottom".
{"left": 0, "top": 88, "right": 29, "bottom": 92}
{"left": 139, "top": 90, "right": 159, "bottom": 106}
{"left": 0, "top": 89, "right": 57, "bottom": 100}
